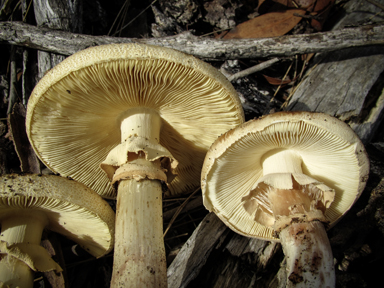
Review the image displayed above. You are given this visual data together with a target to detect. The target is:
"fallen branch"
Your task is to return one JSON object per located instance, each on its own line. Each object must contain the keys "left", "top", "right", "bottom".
{"left": 1, "top": 21, "right": 384, "bottom": 60}
{"left": 227, "top": 58, "right": 281, "bottom": 81}
{"left": 7, "top": 47, "right": 17, "bottom": 114}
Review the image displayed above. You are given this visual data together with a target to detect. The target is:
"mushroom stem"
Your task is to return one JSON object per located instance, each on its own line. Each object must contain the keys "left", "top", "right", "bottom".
{"left": 110, "top": 108, "right": 168, "bottom": 287}
{"left": 0, "top": 211, "right": 48, "bottom": 288}
{"left": 261, "top": 149, "right": 337, "bottom": 288}
{"left": 0, "top": 212, "right": 48, "bottom": 245}
{"left": 267, "top": 186, "right": 335, "bottom": 287}
{"left": 120, "top": 108, "right": 161, "bottom": 142}
{"left": 279, "top": 221, "right": 335, "bottom": 288}
{"left": 262, "top": 150, "right": 303, "bottom": 175}
{"left": 111, "top": 178, "right": 166, "bottom": 288}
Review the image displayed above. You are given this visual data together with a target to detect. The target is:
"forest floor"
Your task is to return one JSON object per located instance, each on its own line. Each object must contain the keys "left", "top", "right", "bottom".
{"left": 1, "top": 0, "right": 384, "bottom": 287}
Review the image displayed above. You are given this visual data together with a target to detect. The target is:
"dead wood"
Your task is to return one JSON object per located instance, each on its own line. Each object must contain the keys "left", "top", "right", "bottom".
{"left": 167, "top": 212, "right": 228, "bottom": 288}
{"left": 34, "top": 1, "right": 68, "bottom": 79}
{"left": 0, "top": 21, "right": 383, "bottom": 60}
{"left": 2, "top": 1, "right": 384, "bottom": 287}
{"left": 166, "top": 1, "right": 384, "bottom": 287}
{"left": 8, "top": 103, "right": 40, "bottom": 173}
{"left": 167, "top": 212, "right": 283, "bottom": 288}
{"left": 27, "top": 1, "right": 82, "bottom": 286}
{"left": 286, "top": 0, "right": 384, "bottom": 144}
{"left": 163, "top": 196, "right": 203, "bottom": 222}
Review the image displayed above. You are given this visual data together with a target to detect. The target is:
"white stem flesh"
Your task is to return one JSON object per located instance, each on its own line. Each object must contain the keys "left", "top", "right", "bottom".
{"left": 262, "top": 150, "right": 335, "bottom": 287}
{"left": 120, "top": 108, "right": 161, "bottom": 142}
{"left": 111, "top": 109, "right": 167, "bottom": 287}
{"left": 111, "top": 179, "right": 166, "bottom": 288}
{"left": 0, "top": 211, "right": 48, "bottom": 288}
{"left": 279, "top": 221, "right": 335, "bottom": 288}
{"left": 262, "top": 149, "right": 303, "bottom": 175}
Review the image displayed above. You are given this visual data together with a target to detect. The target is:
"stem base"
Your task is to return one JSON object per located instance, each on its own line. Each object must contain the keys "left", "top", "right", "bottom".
{"left": 111, "top": 179, "right": 167, "bottom": 288}
{"left": 279, "top": 221, "right": 335, "bottom": 288}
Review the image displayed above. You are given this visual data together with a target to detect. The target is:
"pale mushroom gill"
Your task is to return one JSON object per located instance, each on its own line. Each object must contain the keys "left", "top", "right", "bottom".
{"left": 29, "top": 59, "right": 243, "bottom": 198}
{"left": 205, "top": 120, "right": 361, "bottom": 240}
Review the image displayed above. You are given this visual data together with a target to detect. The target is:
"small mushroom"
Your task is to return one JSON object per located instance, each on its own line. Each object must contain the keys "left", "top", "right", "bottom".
{"left": 26, "top": 43, "right": 244, "bottom": 287}
{"left": 0, "top": 174, "right": 115, "bottom": 288}
{"left": 201, "top": 112, "right": 369, "bottom": 288}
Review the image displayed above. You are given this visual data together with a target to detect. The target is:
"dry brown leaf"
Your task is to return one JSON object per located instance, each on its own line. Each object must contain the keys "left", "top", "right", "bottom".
{"left": 312, "top": 0, "right": 334, "bottom": 13}
{"left": 310, "top": 0, "right": 335, "bottom": 31}
{"left": 301, "top": 53, "right": 315, "bottom": 62}
{"left": 262, "top": 74, "right": 293, "bottom": 86}
{"left": 222, "top": 9, "right": 306, "bottom": 39}
{"left": 277, "top": 0, "right": 334, "bottom": 30}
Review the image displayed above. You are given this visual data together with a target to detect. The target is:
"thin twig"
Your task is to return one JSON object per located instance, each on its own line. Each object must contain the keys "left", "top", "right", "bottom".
{"left": 293, "top": 12, "right": 323, "bottom": 21}
{"left": 297, "top": 54, "right": 314, "bottom": 82}
{"left": 271, "top": 60, "right": 293, "bottom": 101}
{"left": 21, "top": 49, "right": 28, "bottom": 106}
{"left": 163, "top": 187, "right": 200, "bottom": 238}
{"left": 107, "top": 0, "right": 129, "bottom": 36}
{"left": 285, "top": 54, "right": 311, "bottom": 106}
{"left": 33, "top": 276, "right": 43, "bottom": 282}
{"left": 169, "top": 216, "right": 205, "bottom": 229}
{"left": 2, "top": 22, "right": 384, "bottom": 60}
{"left": 163, "top": 197, "right": 196, "bottom": 202}
{"left": 366, "top": 0, "right": 384, "bottom": 11}
{"left": 281, "top": 61, "right": 320, "bottom": 109}
{"left": 119, "top": 1, "right": 130, "bottom": 37}
{"left": 163, "top": 195, "right": 202, "bottom": 221}
{"left": 293, "top": 54, "right": 298, "bottom": 81}
{"left": 164, "top": 233, "right": 189, "bottom": 241}
{"left": 22, "top": 0, "right": 33, "bottom": 22}
{"left": 112, "top": 0, "right": 158, "bottom": 36}
{"left": 7, "top": 47, "right": 17, "bottom": 114}
{"left": 200, "top": 28, "right": 231, "bottom": 37}
{"left": 227, "top": 58, "right": 280, "bottom": 82}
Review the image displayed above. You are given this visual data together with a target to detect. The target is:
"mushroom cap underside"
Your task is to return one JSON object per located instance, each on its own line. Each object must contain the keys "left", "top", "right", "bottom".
{"left": 201, "top": 112, "right": 369, "bottom": 241}
{"left": 0, "top": 174, "right": 115, "bottom": 257}
{"left": 26, "top": 43, "right": 244, "bottom": 199}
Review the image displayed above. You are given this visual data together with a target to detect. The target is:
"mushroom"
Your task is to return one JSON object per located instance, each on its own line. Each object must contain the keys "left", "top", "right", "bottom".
{"left": 201, "top": 112, "right": 369, "bottom": 288}
{"left": 26, "top": 43, "right": 244, "bottom": 287}
{"left": 0, "top": 174, "right": 115, "bottom": 288}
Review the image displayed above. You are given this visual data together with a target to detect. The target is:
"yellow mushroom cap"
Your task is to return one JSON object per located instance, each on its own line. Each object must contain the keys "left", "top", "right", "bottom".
{"left": 0, "top": 174, "right": 115, "bottom": 257}
{"left": 201, "top": 112, "right": 369, "bottom": 241}
{"left": 26, "top": 43, "right": 244, "bottom": 199}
